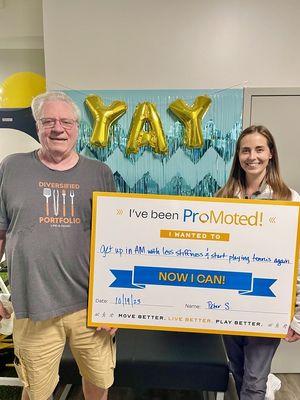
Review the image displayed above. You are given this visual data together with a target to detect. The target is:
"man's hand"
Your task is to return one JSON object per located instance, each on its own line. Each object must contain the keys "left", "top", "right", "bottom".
{"left": 0, "top": 300, "right": 12, "bottom": 320}
{"left": 96, "top": 326, "right": 118, "bottom": 335}
{"left": 285, "top": 326, "right": 300, "bottom": 342}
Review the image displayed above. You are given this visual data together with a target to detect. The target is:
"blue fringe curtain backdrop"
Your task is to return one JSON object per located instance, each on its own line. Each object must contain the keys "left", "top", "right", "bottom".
{"left": 66, "top": 89, "right": 243, "bottom": 197}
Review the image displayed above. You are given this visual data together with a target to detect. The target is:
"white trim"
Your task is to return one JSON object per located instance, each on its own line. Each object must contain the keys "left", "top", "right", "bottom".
{"left": 0, "top": 377, "right": 22, "bottom": 386}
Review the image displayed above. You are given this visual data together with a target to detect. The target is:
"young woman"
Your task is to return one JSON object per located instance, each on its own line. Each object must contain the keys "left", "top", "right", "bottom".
{"left": 216, "top": 125, "right": 300, "bottom": 399}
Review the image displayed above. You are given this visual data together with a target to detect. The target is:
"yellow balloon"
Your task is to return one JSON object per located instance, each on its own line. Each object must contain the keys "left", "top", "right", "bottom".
{"left": 126, "top": 102, "right": 168, "bottom": 155}
{"left": 168, "top": 96, "right": 212, "bottom": 148}
{"left": 85, "top": 95, "right": 127, "bottom": 147}
{"left": 0, "top": 72, "right": 46, "bottom": 108}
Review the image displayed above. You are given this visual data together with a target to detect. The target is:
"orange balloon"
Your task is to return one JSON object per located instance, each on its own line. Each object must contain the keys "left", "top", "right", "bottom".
{"left": 126, "top": 102, "right": 168, "bottom": 155}
{"left": 168, "top": 96, "right": 211, "bottom": 148}
{"left": 0, "top": 72, "right": 46, "bottom": 108}
{"left": 85, "top": 95, "right": 127, "bottom": 147}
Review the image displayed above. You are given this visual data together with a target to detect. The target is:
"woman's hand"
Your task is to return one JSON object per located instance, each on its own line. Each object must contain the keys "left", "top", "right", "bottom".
{"left": 96, "top": 326, "right": 118, "bottom": 335}
{"left": 0, "top": 300, "right": 12, "bottom": 320}
{"left": 285, "top": 326, "right": 300, "bottom": 342}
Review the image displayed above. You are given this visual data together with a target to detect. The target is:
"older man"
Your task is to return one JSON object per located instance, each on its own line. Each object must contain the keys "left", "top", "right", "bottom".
{"left": 0, "top": 92, "right": 116, "bottom": 400}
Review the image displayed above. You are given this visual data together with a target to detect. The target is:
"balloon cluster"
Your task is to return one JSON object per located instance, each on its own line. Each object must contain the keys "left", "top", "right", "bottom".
{"left": 126, "top": 102, "right": 167, "bottom": 155}
{"left": 85, "top": 95, "right": 212, "bottom": 155}
{"left": 85, "top": 95, "right": 127, "bottom": 147}
{"left": 169, "top": 96, "right": 212, "bottom": 148}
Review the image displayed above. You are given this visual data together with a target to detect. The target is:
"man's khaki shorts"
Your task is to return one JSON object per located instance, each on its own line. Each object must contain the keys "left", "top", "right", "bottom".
{"left": 13, "top": 309, "right": 116, "bottom": 400}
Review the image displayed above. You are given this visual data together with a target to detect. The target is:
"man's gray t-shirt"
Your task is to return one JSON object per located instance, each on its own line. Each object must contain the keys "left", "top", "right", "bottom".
{"left": 0, "top": 151, "right": 115, "bottom": 321}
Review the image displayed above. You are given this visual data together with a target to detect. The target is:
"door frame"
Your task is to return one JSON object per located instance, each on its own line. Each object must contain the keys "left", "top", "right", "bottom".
{"left": 243, "top": 87, "right": 300, "bottom": 128}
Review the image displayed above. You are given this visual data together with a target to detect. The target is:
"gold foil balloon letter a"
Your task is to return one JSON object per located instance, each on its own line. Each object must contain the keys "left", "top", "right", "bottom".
{"left": 85, "top": 95, "right": 127, "bottom": 147}
{"left": 168, "top": 96, "right": 211, "bottom": 148}
{"left": 126, "top": 102, "right": 168, "bottom": 155}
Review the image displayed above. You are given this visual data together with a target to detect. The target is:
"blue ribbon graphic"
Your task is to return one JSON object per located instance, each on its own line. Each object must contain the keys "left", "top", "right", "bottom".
{"left": 110, "top": 266, "right": 276, "bottom": 297}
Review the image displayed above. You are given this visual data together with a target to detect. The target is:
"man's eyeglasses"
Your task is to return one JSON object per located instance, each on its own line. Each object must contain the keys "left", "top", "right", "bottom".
{"left": 39, "top": 118, "right": 78, "bottom": 130}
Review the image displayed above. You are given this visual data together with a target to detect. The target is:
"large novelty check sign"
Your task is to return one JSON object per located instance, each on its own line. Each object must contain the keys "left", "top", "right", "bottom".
{"left": 88, "top": 193, "right": 300, "bottom": 337}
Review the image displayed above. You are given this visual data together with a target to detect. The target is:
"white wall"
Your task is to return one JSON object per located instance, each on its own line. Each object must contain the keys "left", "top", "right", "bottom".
{"left": 43, "top": 0, "right": 300, "bottom": 90}
{"left": 0, "top": 0, "right": 43, "bottom": 49}
{"left": 0, "top": 0, "right": 44, "bottom": 83}
{"left": 0, "top": 49, "right": 45, "bottom": 82}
